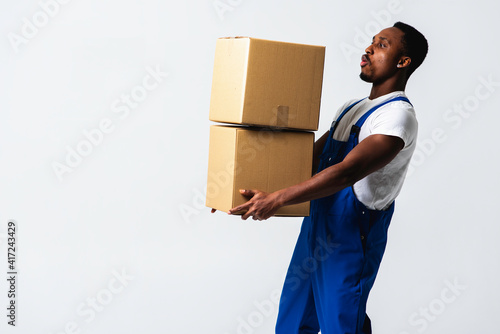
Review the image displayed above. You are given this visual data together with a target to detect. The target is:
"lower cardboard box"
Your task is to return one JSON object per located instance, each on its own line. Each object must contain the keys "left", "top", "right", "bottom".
{"left": 206, "top": 125, "right": 314, "bottom": 217}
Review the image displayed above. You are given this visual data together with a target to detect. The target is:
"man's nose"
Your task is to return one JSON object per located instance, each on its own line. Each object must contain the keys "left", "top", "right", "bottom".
{"left": 365, "top": 44, "right": 373, "bottom": 54}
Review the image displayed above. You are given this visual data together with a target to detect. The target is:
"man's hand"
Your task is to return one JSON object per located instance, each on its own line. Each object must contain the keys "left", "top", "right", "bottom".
{"left": 228, "top": 189, "right": 283, "bottom": 221}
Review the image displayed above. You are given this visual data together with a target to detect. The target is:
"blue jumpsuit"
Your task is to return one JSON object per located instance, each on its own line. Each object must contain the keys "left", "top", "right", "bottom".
{"left": 275, "top": 96, "right": 412, "bottom": 334}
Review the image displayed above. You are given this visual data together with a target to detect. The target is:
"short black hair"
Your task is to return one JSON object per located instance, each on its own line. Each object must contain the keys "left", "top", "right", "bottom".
{"left": 393, "top": 21, "right": 428, "bottom": 78}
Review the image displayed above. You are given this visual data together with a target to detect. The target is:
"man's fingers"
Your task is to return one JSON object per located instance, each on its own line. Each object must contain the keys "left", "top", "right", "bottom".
{"left": 241, "top": 211, "right": 252, "bottom": 220}
{"left": 211, "top": 208, "right": 216, "bottom": 213}
{"left": 228, "top": 189, "right": 269, "bottom": 220}
{"left": 239, "top": 189, "right": 256, "bottom": 198}
{"left": 241, "top": 206, "right": 259, "bottom": 220}
{"left": 228, "top": 202, "right": 251, "bottom": 215}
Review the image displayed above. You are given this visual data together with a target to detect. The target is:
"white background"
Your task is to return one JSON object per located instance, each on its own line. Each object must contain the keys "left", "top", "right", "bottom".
{"left": 1, "top": 0, "right": 499, "bottom": 333}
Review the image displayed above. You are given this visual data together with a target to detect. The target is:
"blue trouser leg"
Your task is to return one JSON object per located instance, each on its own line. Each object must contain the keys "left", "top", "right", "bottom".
{"left": 310, "top": 194, "right": 366, "bottom": 334}
{"left": 276, "top": 188, "right": 393, "bottom": 334}
{"left": 276, "top": 217, "right": 320, "bottom": 334}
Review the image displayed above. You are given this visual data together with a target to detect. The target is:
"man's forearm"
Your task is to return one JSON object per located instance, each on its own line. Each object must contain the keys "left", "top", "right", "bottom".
{"left": 275, "top": 159, "right": 360, "bottom": 207}
{"left": 276, "top": 133, "right": 404, "bottom": 208}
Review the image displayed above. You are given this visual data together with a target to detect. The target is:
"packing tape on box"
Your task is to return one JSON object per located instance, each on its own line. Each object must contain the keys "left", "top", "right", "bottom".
{"left": 273, "top": 105, "right": 289, "bottom": 128}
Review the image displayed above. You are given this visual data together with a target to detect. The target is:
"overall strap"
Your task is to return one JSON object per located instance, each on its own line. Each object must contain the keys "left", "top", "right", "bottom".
{"left": 330, "top": 98, "right": 366, "bottom": 136}
{"left": 350, "top": 96, "right": 412, "bottom": 144}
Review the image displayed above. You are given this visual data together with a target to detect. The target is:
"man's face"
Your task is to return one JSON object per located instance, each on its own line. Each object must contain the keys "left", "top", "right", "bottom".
{"left": 360, "top": 27, "right": 406, "bottom": 83}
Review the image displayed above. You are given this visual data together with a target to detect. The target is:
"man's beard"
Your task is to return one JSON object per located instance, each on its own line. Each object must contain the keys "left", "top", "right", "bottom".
{"left": 359, "top": 72, "right": 371, "bottom": 82}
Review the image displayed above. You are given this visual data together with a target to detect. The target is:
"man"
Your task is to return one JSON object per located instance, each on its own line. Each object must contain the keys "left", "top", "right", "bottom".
{"left": 227, "top": 22, "right": 428, "bottom": 333}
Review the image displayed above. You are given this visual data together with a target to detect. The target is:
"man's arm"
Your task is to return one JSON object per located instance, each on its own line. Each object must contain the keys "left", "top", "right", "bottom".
{"left": 228, "top": 134, "right": 404, "bottom": 220}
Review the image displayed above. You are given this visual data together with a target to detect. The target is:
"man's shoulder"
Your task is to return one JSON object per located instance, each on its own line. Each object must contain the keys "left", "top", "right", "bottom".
{"left": 335, "top": 91, "right": 415, "bottom": 120}
{"left": 368, "top": 92, "right": 415, "bottom": 117}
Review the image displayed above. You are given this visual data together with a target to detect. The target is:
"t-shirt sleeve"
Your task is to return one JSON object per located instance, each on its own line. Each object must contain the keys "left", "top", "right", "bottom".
{"left": 366, "top": 101, "right": 418, "bottom": 148}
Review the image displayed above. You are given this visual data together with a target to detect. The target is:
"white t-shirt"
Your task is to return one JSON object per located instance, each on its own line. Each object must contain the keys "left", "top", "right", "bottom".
{"left": 331, "top": 91, "right": 418, "bottom": 210}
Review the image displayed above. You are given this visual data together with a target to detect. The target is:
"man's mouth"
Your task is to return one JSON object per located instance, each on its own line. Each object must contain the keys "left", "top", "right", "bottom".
{"left": 360, "top": 54, "right": 370, "bottom": 67}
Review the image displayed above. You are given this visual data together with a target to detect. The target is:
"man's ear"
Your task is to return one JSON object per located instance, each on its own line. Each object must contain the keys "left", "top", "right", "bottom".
{"left": 397, "top": 56, "right": 411, "bottom": 69}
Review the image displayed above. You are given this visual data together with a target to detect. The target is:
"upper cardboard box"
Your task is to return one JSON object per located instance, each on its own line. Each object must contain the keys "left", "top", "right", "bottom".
{"left": 209, "top": 37, "right": 325, "bottom": 131}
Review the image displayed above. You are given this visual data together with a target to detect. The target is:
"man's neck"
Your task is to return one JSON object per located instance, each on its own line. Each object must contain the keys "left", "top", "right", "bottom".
{"left": 369, "top": 76, "right": 407, "bottom": 100}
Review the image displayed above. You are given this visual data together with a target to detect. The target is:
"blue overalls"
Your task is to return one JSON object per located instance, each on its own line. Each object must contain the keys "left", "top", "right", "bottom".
{"left": 276, "top": 96, "right": 412, "bottom": 334}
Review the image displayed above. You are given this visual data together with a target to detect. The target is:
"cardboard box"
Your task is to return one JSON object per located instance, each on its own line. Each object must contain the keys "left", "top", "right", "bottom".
{"left": 209, "top": 37, "right": 325, "bottom": 131}
{"left": 206, "top": 125, "right": 313, "bottom": 217}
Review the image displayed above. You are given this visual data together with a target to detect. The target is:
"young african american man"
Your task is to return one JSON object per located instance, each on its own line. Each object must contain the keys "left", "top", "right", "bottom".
{"left": 227, "top": 22, "right": 429, "bottom": 334}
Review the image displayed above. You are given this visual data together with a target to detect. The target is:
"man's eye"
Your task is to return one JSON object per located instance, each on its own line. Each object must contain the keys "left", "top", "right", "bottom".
{"left": 379, "top": 43, "right": 386, "bottom": 48}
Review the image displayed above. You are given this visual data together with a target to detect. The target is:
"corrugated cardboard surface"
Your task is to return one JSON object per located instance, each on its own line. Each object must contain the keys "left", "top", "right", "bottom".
{"left": 209, "top": 37, "right": 325, "bottom": 131}
{"left": 206, "top": 125, "right": 313, "bottom": 217}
